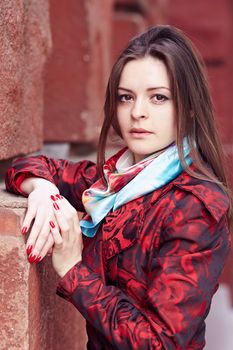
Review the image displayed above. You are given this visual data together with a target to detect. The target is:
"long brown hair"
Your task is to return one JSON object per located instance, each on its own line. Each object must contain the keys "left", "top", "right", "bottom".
{"left": 97, "top": 25, "right": 232, "bottom": 225}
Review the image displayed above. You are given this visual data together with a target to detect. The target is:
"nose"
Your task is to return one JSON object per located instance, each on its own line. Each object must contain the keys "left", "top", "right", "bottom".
{"left": 131, "top": 98, "right": 148, "bottom": 119}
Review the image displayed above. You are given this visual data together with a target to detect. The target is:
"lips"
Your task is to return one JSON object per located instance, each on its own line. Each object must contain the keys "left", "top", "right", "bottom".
{"left": 129, "top": 127, "right": 154, "bottom": 139}
{"left": 130, "top": 128, "right": 152, "bottom": 133}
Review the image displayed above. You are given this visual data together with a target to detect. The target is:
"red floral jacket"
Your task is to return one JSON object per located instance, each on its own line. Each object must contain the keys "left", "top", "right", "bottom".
{"left": 5, "top": 156, "right": 231, "bottom": 350}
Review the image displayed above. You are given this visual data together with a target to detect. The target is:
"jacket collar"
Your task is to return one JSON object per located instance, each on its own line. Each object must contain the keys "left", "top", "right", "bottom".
{"left": 173, "top": 166, "right": 229, "bottom": 222}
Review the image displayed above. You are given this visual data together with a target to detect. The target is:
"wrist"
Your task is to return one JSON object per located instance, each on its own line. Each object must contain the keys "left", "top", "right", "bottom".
{"left": 21, "top": 177, "right": 59, "bottom": 195}
{"left": 57, "top": 258, "right": 82, "bottom": 278}
{"left": 32, "top": 178, "right": 58, "bottom": 191}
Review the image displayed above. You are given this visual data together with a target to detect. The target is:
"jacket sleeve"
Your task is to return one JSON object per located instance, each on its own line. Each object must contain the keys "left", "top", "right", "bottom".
{"left": 5, "top": 155, "right": 99, "bottom": 212}
{"left": 56, "top": 190, "right": 231, "bottom": 349}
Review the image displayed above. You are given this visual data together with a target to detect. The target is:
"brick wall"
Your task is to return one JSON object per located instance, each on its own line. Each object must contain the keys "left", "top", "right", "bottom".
{"left": 0, "top": 185, "right": 87, "bottom": 349}
{"left": 1, "top": 0, "right": 232, "bottom": 160}
{"left": 0, "top": 1, "right": 232, "bottom": 349}
{"left": 43, "top": 0, "right": 113, "bottom": 143}
{"left": 0, "top": 0, "right": 51, "bottom": 160}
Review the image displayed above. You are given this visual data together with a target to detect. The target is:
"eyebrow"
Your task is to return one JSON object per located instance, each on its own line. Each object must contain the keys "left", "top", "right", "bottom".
{"left": 118, "top": 86, "right": 171, "bottom": 92}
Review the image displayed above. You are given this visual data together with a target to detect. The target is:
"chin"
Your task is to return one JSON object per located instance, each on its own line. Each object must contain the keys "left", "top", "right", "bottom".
{"left": 129, "top": 144, "right": 160, "bottom": 156}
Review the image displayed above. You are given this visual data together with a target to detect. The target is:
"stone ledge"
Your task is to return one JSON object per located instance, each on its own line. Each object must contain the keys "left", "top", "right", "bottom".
{"left": 0, "top": 181, "right": 87, "bottom": 349}
{"left": 0, "top": 182, "right": 27, "bottom": 210}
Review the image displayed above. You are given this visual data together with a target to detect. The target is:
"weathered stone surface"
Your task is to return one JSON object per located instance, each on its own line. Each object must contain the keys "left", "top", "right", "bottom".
{"left": 168, "top": 0, "right": 229, "bottom": 60}
{"left": 0, "top": 184, "right": 87, "bottom": 349}
{"left": 112, "top": 11, "right": 147, "bottom": 62}
{"left": 146, "top": 0, "right": 170, "bottom": 25}
{"left": 43, "top": 0, "right": 113, "bottom": 143}
{"left": 0, "top": 0, "right": 52, "bottom": 160}
{"left": 0, "top": 233, "right": 29, "bottom": 350}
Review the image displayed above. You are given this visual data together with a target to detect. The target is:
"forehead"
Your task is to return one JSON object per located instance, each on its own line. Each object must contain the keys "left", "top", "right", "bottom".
{"left": 119, "top": 56, "right": 170, "bottom": 88}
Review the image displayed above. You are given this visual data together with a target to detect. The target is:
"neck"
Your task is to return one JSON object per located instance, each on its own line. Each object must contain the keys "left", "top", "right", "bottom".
{"left": 133, "top": 142, "right": 175, "bottom": 164}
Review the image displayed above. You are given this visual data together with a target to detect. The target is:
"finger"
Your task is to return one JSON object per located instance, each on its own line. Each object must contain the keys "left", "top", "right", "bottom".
{"left": 59, "top": 198, "right": 82, "bottom": 240}
{"left": 21, "top": 204, "right": 37, "bottom": 235}
{"left": 49, "top": 220, "right": 63, "bottom": 248}
{"left": 30, "top": 220, "right": 51, "bottom": 259}
{"left": 54, "top": 199, "right": 82, "bottom": 253}
{"left": 26, "top": 203, "right": 54, "bottom": 248}
{"left": 28, "top": 222, "right": 60, "bottom": 263}
{"left": 57, "top": 196, "right": 76, "bottom": 214}
{"left": 37, "top": 233, "right": 55, "bottom": 260}
{"left": 56, "top": 197, "right": 80, "bottom": 230}
{"left": 52, "top": 201, "right": 72, "bottom": 240}
{"left": 47, "top": 246, "right": 53, "bottom": 256}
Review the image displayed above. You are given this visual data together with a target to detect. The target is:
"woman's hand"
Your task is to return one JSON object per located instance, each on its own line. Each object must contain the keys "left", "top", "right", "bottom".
{"left": 49, "top": 196, "right": 83, "bottom": 278}
{"left": 21, "top": 177, "right": 60, "bottom": 262}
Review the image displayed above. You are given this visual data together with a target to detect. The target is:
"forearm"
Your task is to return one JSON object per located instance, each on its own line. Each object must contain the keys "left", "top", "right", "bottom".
{"left": 57, "top": 262, "right": 169, "bottom": 350}
{"left": 5, "top": 154, "right": 99, "bottom": 211}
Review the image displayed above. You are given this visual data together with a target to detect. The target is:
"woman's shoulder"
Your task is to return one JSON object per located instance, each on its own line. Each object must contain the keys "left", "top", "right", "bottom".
{"left": 171, "top": 166, "right": 229, "bottom": 222}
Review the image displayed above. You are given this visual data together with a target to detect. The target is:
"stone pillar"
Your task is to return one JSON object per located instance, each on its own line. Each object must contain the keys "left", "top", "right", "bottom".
{"left": 0, "top": 0, "right": 51, "bottom": 160}
{"left": 0, "top": 184, "right": 87, "bottom": 349}
{"left": 145, "top": 0, "right": 170, "bottom": 25}
{"left": 43, "top": 0, "right": 113, "bottom": 143}
{"left": 112, "top": 1, "right": 147, "bottom": 62}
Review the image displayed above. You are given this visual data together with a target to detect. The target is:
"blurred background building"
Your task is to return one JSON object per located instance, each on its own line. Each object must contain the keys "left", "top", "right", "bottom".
{"left": 0, "top": 0, "right": 232, "bottom": 349}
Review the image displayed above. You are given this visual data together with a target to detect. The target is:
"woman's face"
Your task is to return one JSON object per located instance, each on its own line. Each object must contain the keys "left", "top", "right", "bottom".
{"left": 117, "top": 56, "right": 176, "bottom": 163}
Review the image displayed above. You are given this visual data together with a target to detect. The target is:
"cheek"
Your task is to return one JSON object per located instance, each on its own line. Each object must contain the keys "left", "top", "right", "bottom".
{"left": 117, "top": 110, "right": 128, "bottom": 129}
{"left": 167, "top": 117, "right": 176, "bottom": 136}
{"left": 155, "top": 113, "right": 176, "bottom": 138}
{"left": 152, "top": 110, "right": 175, "bottom": 127}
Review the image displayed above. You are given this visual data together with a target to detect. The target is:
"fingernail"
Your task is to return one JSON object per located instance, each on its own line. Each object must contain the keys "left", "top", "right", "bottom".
{"left": 55, "top": 194, "right": 62, "bottom": 199}
{"left": 50, "top": 195, "right": 57, "bottom": 201}
{"left": 34, "top": 256, "right": 42, "bottom": 263}
{"left": 22, "top": 226, "right": 28, "bottom": 235}
{"left": 28, "top": 254, "right": 36, "bottom": 263}
{"left": 53, "top": 202, "right": 59, "bottom": 210}
{"left": 49, "top": 221, "right": 55, "bottom": 228}
{"left": 26, "top": 245, "right": 33, "bottom": 255}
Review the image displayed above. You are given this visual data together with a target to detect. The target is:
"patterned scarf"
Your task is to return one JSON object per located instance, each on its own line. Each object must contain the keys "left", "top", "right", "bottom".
{"left": 80, "top": 139, "right": 192, "bottom": 237}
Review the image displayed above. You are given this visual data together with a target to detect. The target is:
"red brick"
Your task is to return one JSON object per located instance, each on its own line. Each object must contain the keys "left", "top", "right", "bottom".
{"left": 44, "top": 0, "right": 113, "bottom": 143}
{"left": 146, "top": 0, "right": 170, "bottom": 25}
{"left": 0, "top": 0, "right": 51, "bottom": 160}
{"left": 0, "top": 208, "right": 24, "bottom": 237}
{"left": 207, "top": 66, "right": 232, "bottom": 145}
{"left": 115, "top": 0, "right": 139, "bottom": 5}
{"left": 112, "top": 11, "right": 147, "bottom": 62}
{"left": 0, "top": 232, "right": 29, "bottom": 349}
{"left": 168, "top": 0, "right": 230, "bottom": 60}
{"left": 0, "top": 185, "right": 87, "bottom": 349}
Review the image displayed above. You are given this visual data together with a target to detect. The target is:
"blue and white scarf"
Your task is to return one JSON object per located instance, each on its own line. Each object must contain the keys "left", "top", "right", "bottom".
{"left": 80, "top": 139, "right": 192, "bottom": 237}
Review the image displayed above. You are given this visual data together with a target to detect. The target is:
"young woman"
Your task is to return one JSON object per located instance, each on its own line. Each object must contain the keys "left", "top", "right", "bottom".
{"left": 5, "top": 25, "right": 232, "bottom": 349}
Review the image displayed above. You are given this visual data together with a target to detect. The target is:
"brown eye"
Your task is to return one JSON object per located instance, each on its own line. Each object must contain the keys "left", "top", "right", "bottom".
{"left": 117, "top": 94, "right": 133, "bottom": 103}
{"left": 151, "top": 94, "right": 169, "bottom": 103}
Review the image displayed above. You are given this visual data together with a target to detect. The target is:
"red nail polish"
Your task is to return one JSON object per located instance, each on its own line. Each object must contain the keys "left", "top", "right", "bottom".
{"left": 49, "top": 221, "right": 55, "bottom": 228}
{"left": 55, "top": 194, "right": 62, "bottom": 199}
{"left": 28, "top": 254, "right": 36, "bottom": 263}
{"left": 26, "top": 245, "right": 33, "bottom": 255}
{"left": 50, "top": 195, "right": 56, "bottom": 201}
{"left": 22, "top": 226, "right": 28, "bottom": 235}
{"left": 34, "top": 256, "right": 42, "bottom": 263}
{"left": 53, "top": 202, "right": 59, "bottom": 210}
